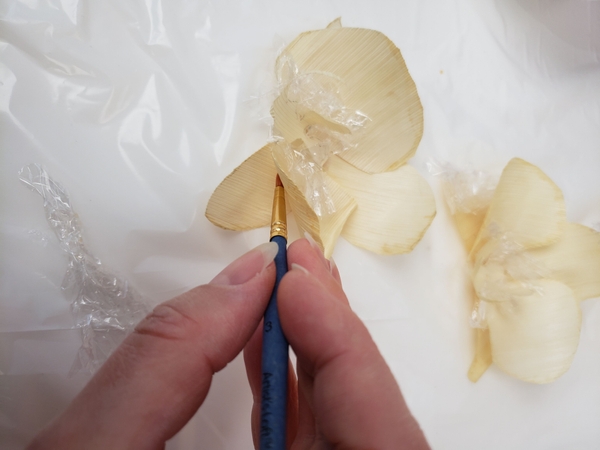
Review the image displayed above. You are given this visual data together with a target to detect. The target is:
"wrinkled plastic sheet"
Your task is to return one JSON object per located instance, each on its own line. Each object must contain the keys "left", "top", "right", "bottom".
{"left": 1, "top": 1, "right": 599, "bottom": 449}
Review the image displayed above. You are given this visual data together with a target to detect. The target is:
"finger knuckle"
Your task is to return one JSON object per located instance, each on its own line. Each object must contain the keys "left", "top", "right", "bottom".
{"left": 134, "top": 302, "right": 197, "bottom": 341}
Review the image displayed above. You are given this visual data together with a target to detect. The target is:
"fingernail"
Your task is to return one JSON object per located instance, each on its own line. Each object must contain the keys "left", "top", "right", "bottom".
{"left": 304, "top": 231, "right": 333, "bottom": 272}
{"left": 210, "top": 242, "right": 279, "bottom": 286}
{"left": 329, "top": 256, "right": 337, "bottom": 275}
{"left": 303, "top": 231, "right": 321, "bottom": 253}
{"left": 291, "top": 263, "right": 310, "bottom": 275}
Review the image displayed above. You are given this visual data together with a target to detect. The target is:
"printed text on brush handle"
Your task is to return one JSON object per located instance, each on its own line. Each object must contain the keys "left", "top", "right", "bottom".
{"left": 261, "top": 371, "right": 274, "bottom": 448}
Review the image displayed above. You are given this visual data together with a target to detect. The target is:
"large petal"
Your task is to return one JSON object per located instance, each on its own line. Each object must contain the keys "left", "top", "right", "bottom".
{"left": 525, "top": 223, "right": 600, "bottom": 302}
{"left": 326, "top": 156, "right": 436, "bottom": 255}
{"left": 471, "top": 158, "right": 566, "bottom": 258}
{"left": 274, "top": 27, "right": 423, "bottom": 174}
{"left": 271, "top": 142, "right": 356, "bottom": 258}
{"left": 486, "top": 279, "right": 581, "bottom": 384}
{"left": 205, "top": 145, "right": 276, "bottom": 230}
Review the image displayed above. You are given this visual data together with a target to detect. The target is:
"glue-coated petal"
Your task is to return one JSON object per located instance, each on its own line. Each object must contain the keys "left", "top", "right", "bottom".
{"left": 462, "top": 159, "right": 597, "bottom": 384}
{"left": 271, "top": 142, "right": 356, "bottom": 259}
{"left": 274, "top": 27, "right": 423, "bottom": 174}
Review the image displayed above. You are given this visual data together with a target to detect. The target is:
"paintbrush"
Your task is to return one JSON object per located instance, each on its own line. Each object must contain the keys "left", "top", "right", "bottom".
{"left": 259, "top": 174, "right": 289, "bottom": 449}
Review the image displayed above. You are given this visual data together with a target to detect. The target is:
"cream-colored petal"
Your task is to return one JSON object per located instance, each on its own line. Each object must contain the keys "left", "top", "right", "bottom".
{"left": 326, "top": 17, "right": 342, "bottom": 29}
{"left": 525, "top": 223, "right": 600, "bottom": 302}
{"left": 271, "top": 142, "right": 356, "bottom": 258}
{"left": 471, "top": 158, "right": 566, "bottom": 258}
{"left": 454, "top": 209, "right": 487, "bottom": 254}
{"left": 274, "top": 27, "right": 423, "bottom": 174}
{"left": 205, "top": 145, "right": 277, "bottom": 230}
{"left": 486, "top": 279, "right": 581, "bottom": 384}
{"left": 325, "top": 156, "right": 435, "bottom": 254}
{"left": 468, "top": 328, "right": 492, "bottom": 382}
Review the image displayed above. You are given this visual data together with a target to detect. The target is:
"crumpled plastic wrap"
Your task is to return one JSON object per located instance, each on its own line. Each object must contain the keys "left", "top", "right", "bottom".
{"left": 270, "top": 45, "right": 371, "bottom": 217}
{"left": 19, "top": 165, "right": 149, "bottom": 374}
{"left": 243, "top": 29, "right": 372, "bottom": 218}
{"left": 429, "top": 160, "right": 498, "bottom": 217}
{"left": 276, "top": 53, "right": 370, "bottom": 136}
{"left": 274, "top": 141, "right": 338, "bottom": 216}
{"left": 2, "top": 1, "right": 600, "bottom": 449}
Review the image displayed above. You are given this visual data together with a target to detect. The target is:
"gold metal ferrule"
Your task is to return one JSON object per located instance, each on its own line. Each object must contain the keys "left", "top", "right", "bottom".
{"left": 270, "top": 186, "right": 287, "bottom": 239}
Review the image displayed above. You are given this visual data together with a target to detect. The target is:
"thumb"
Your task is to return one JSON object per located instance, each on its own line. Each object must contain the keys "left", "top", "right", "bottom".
{"left": 279, "top": 240, "right": 429, "bottom": 449}
{"left": 29, "top": 242, "right": 278, "bottom": 450}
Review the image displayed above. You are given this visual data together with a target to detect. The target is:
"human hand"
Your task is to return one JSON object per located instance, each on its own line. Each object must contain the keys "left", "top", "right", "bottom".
{"left": 28, "top": 242, "right": 279, "bottom": 450}
{"left": 244, "top": 238, "right": 430, "bottom": 449}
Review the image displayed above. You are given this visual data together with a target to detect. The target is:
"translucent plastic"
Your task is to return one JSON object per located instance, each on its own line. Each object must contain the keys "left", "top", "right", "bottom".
{"left": 272, "top": 51, "right": 370, "bottom": 216}
{"left": 1, "top": 1, "right": 599, "bottom": 449}
{"left": 275, "top": 142, "right": 337, "bottom": 216}
{"left": 428, "top": 159, "right": 498, "bottom": 215}
{"left": 471, "top": 235, "right": 551, "bottom": 310}
{"left": 19, "top": 165, "right": 149, "bottom": 374}
{"left": 276, "top": 52, "right": 370, "bottom": 134}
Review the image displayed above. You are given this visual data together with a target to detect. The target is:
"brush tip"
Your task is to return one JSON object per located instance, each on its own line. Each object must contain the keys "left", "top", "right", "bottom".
{"left": 275, "top": 174, "right": 283, "bottom": 187}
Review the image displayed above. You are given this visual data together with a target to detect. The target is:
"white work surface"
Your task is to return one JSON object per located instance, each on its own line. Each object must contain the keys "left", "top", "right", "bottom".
{"left": 1, "top": 1, "right": 600, "bottom": 448}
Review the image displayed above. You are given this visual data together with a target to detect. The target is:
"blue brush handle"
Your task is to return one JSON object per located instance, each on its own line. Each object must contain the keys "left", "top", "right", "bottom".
{"left": 259, "top": 235, "right": 289, "bottom": 450}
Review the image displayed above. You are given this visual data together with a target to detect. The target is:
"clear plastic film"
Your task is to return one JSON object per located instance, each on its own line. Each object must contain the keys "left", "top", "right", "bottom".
{"left": 244, "top": 35, "right": 288, "bottom": 127}
{"left": 471, "top": 232, "right": 552, "bottom": 311}
{"left": 19, "top": 165, "right": 149, "bottom": 374}
{"left": 427, "top": 159, "right": 498, "bottom": 216}
{"left": 244, "top": 37, "right": 371, "bottom": 217}
{"left": 275, "top": 141, "right": 337, "bottom": 216}
{"left": 469, "top": 299, "right": 487, "bottom": 329}
{"left": 2, "top": 1, "right": 600, "bottom": 449}
{"left": 276, "top": 52, "right": 370, "bottom": 134}
{"left": 268, "top": 43, "right": 370, "bottom": 217}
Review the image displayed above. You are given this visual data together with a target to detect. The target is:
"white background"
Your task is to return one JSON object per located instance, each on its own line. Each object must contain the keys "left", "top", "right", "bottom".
{"left": 1, "top": 0, "right": 599, "bottom": 448}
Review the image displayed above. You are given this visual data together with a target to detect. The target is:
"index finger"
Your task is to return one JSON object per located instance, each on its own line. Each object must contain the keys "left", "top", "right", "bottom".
{"left": 28, "top": 243, "right": 277, "bottom": 450}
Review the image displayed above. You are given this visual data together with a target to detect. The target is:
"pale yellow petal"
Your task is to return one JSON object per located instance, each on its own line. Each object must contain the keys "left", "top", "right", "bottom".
{"left": 471, "top": 158, "right": 566, "bottom": 258}
{"left": 454, "top": 209, "right": 487, "bottom": 254}
{"left": 205, "top": 145, "right": 276, "bottom": 230}
{"left": 486, "top": 280, "right": 581, "bottom": 384}
{"left": 271, "top": 142, "right": 356, "bottom": 258}
{"left": 468, "top": 328, "right": 492, "bottom": 382}
{"left": 326, "top": 17, "right": 342, "bottom": 29}
{"left": 326, "top": 156, "right": 435, "bottom": 254}
{"left": 274, "top": 27, "right": 423, "bottom": 174}
{"left": 525, "top": 223, "right": 600, "bottom": 301}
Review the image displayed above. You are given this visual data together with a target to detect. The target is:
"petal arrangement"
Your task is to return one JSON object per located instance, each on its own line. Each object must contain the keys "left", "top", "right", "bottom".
{"left": 205, "top": 22, "right": 599, "bottom": 385}
{"left": 206, "top": 23, "right": 436, "bottom": 258}
{"left": 454, "top": 158, "right": 600, "bottom": 384}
